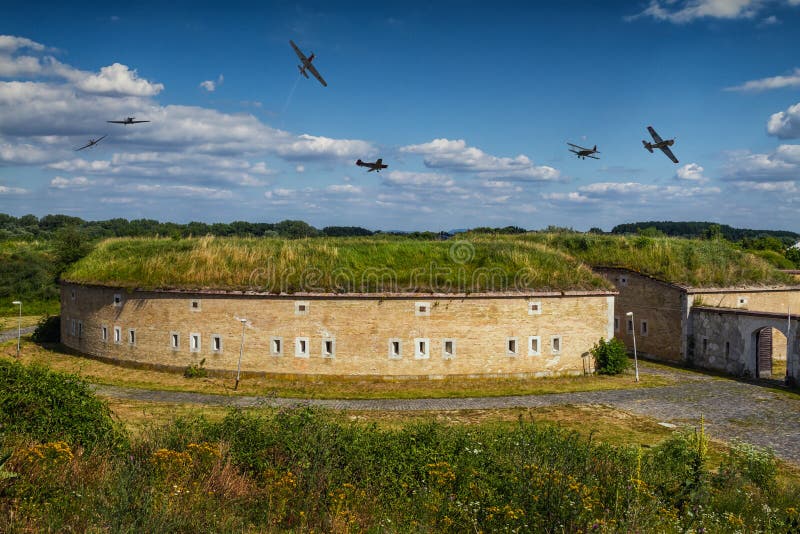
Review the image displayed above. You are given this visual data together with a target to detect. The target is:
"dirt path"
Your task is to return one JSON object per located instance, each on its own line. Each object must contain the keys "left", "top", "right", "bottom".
{"left": 93, "top": 366, "right": 800, "bottom": 465}
{"left": 0, "top": 326, "right": 36, "bottom": 343}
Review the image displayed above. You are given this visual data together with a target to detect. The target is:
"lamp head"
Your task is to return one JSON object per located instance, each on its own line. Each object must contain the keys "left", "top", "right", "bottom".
{"left": 12, "top": 301, "right": 21, "bottom": 305}
{"left": 625, "top": 311, "right": 633, "bottom": 317}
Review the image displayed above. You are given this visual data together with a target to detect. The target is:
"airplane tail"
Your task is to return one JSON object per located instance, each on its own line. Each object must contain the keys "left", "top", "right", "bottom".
{"left": 592, "top": 145, "right": 597, "bottom": 152}
{"left": 642, "top": 140, "right": 653, "bottom": 153}
{"left": 298, "top": 65, "right": 309, "bottom": 78}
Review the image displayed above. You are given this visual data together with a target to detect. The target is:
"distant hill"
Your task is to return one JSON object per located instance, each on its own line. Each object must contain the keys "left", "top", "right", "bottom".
{"left": 611, "top": 221, "right": 800, "bottom": 243}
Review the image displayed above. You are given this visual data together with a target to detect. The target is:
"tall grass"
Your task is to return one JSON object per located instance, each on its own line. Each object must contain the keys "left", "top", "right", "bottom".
{"left": 2, "top": 406, "right": 799, "bottom": 532}
{"left": 64, "top": 236, "right": 612, "bottom": 293}
{"left": 499, "top": 233, "right": 794, "bottom": 287}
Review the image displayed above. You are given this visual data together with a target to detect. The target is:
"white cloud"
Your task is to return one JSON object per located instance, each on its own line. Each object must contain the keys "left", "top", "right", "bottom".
{"left": 75, "top": 63, "right": 163, "bottom": 97}
{"left": 275, "top": 134, "right": 374, "bottom": 160}
{"left": 382, "top": 170, "right": 455, "bottom": 188}
{"left": 326, "top": 183, "right": 363, "bottom": 194}
{"left": 767, "top": 102, "right": 800, "bottom": 139}
{"left": 626, "top": 0, "right": 782, "bottom": 23}
{"left": 50, "top": 175, "right": 92, "bottom": 189}
{"left": 200, "top": 74, "right": 224, "bottom": 92}
{"left": 128, "top": 183, "right": 233, "bottom": 199}
{"left": 726, "top": 68, "right": 800, "bottom": 92}
{"left": 295, "top": 164, "right": 305, "bottom": 173}
{"left": 543, "top": 181, "right": 721, "bottom": 205}
{"left": 0, "top": 140, "right": 59, "bottom": 164}
{"left": 675, "top": 162, "right": 707, "bottom": 182}
{"left": 0, "top": 35, "right": 46, "bottom": 53}
{"left": 0, "top": 185, "right": 28, "bottom": 194}
{"left": 721, "top": 145, "right": 800, "bottom": 181}
{"left": 735, "top": 180, "right": 798, "bottom": 192}
{"left": 541, "top": 192, "right": 596, "bottom": 203}
{"left": 400, "top": 138, "right": 562, "bottom": 182}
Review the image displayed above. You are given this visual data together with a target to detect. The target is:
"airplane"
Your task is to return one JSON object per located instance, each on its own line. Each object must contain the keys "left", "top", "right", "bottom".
{"left": 75, "top": 135, "right": 107, "bottom": 151}
{"left": 289, "top": 40, "right": 328, "bottom": 87}
{"left": 567, "top": 142, "right": 600, "bottom": 160}
{"left": 356, "top": 158, "right": 388, "bottom": 172}
{"left": 642, "top": 125, "right": 679, "bottom": 163}
{"left": 107, "top": 117, "right": 150, "bottom": 125}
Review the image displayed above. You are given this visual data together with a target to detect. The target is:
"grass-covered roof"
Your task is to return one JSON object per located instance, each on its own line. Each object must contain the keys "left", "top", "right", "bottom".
{"left": 63, "top": 236, "right": 613, "bottom": 294}
{"left": 487, "top": 233, "right": 794, "bottom": 288}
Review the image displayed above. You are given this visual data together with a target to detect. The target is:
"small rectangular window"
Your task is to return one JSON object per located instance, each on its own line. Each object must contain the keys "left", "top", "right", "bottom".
{"left": 551, "top": 335, "right": 562, "bottom": 354}
{"left": 414, "top": 338, "right": 430, "bottom": 359}
{"left": 415, "top": 302, "right": 431, "bottom": 317}
{"left": 77, "top": 321, "right": 83, "bottom": 339}
{"left": 614, "top": 316, "right": 620, "bottom": 333}
{"left": 271, "top": 337, "right": 283, "bottom": 356}
{"left": 212, "top": 334, "right": 222, "bottom": 352}
{"left": 113, "top": 293, "right": 122, "bottom": 307}
{"left": 295, "top": 301, "right": 309, "bottom": 315}
{"left": 627, "top": 319, "right": 634, "bottom": 334}
{"left": 442, "top": 339, "right": 455, "bottom": 359}
{"left": 725, "top": 341, "right": 730, "bottom": 358}
{"left": 101, "top": 326, "right": 108, "bottom": 342}
{"left": 190, "top": 299, "right": 201, "bottom": 311}
{"left": 128, "top": 329, "right": 136, "bottom": 345}
{"left": 295, "top": 337, "right": 309, "bottom": 357}
{"left": 737, "top": 297, "right": 748, "bottom": 307}
{"left": 170, "top": 332, "right": 180, "bottom": 350}
{"left": 640, "top": 320, "right": 648, "bottom": 336}
{"left": 702, "top": 338, "right": 708, "bottom": 353}
{"left": 322, "top": 339, "right": 335, "bottom": 358}
{"left": 70, "top": 319, "right": 76, "bottom": 336}
{"left": 190, "top": 333, "right": 201, "bottom": 352}
{"left": 619, "top": 276, "right": 628, "bottom": 287}
{"left": 114, "top": 326, "right": 121, "bottom": 344}
{"left": 528, "top": 301, "right": 542, "bottom": 315}
{"left": 507, "top": 337, "right": 518, "bottom": 356}
{"left": 389, "top": 339, "right": 402, "bottom": 359}
{"left": 528, "top": 336, "right": 541, "bottom": 356}
{"left": 70, "top": 289, "right": 76, "bottom": 301}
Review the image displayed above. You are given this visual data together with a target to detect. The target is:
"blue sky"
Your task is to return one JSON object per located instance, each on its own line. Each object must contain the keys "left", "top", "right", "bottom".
{"left": 2, "top": 0, "right": 800, "bottom": 231}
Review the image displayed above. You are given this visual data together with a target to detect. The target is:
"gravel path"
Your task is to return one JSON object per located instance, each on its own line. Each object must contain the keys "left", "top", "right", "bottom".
{"left": 0, "top": 326, "right": 36, "bottom": 343}
{"left": 93, "top": 366, "right": 800, "bottom": 465}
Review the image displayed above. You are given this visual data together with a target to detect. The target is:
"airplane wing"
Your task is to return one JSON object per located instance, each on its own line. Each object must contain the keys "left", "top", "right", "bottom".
{"left": 130, "top": 120, "right": 149, "bottom": 123}
{"left": 567, "top": 143, "right": 588, "bottom": 150}
{"left": 585, "top": 155, "right": 600, "bottom": 160}
{"left": 107, "top": 120, "right": 125, "bottom": 124}
{"left": 647, "top": 126, "right": 664, "bottom": 144}
{"left": 289, "top": 40, "right": 307, "bottom": 62}
{"left": 306, "top": 63, "right": 327, "bottom": 87}
{"left": 75, "top": 141, "right": 92, "bottom": 151}
{"left": 659, "top": 145, "right": 679, "bottom": 164}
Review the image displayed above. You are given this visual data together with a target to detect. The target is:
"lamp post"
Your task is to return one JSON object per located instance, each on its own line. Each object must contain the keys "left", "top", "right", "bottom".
{"left": 626, "top": 311, "right": 639, "bottom": 382}
{"left": 235, "top": 318, "right": 247, "bottom": 390}
{"left": 12, "top": 300, "right": 22, "bottom": 358}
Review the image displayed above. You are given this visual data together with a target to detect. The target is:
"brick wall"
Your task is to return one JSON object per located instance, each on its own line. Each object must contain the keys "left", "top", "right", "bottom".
{"left": 60, "top": 283, "right": 614, "bottom": 378}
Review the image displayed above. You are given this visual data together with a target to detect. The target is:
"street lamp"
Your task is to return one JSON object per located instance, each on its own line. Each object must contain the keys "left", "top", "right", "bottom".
{"left": 235, "top": 318, "right": 247, "bottom": 390}
{"left": 626, "top": 311, "right": 640, "bottom": 382}
{"left": 12, "top": 300, "right": 22, "bottom": 358}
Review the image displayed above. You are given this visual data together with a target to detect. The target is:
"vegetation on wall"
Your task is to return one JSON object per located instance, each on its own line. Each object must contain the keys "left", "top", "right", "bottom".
{"left": 63, "top": 236, "right": 612, "bottom": 293}
{"left": 497, "top": 232, "right": 794, "bottom": 287}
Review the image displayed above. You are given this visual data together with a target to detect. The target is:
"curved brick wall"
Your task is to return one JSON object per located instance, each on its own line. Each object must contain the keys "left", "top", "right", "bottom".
{"left": 60, "top": 282, "right": 615, "bottom": 378}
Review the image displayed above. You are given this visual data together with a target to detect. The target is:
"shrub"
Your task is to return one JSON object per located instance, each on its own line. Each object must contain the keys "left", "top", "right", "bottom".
{"left": 30, "top": 315, "right": 60, "bottom": 343}
{"left": 592, "top": 337, "right": 629, "bottom": 375}
{"left": 714, "top": 440, "right": 777, "bottom": 490}
{"left": 184, "top": 358, "right": 207, "bottom": 378}
{"left": 0, "top": 360, "right": 127, "bottom": 451}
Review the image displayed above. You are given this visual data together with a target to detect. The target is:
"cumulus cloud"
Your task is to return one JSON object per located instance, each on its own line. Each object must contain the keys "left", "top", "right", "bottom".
{"left": 400, "top": 138, "right": 561, "bottom": 182}
{"left": 726, "top": 68, "right": 800, "bottom": 92}
{"left": 767, "top": 102, "right": 800, "bottom": 139}
{"left": 382, "top": 170, "right": 455, "bottom": 188}
{"left": 721, "top": 145, "right": 800, "bottom": 181}
{"left": 275, "top": 134, "right": 375, "bottom": 160}
{"left": 326, "top": 183, "right": 363, "bottom": 194}
{"left": 626, "top": 0, "right": 790, "bottom": 23}
{"left": 75, "top": 63, "right": 163, "bottom": 97}
{"left": 734, "top": 180, "right": 798, "bottom": 192}
{"left": 675, "top": 163, "right": 707, "bottom": 182}
{"left": 543, "top": 181, "right": 721, "bottom": 204}
{"left": 50, "top": 175, "right": 93, "bottom": 189}
{"left": 0, "top": 35, "right": 46, "bottom": 53}
{"left": 200, "top": 74, "right": 224, "bottom": 92}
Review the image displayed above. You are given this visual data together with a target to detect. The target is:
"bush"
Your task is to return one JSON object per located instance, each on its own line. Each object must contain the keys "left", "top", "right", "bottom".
{"left": 184, "top": 358, "right": 207, "bottom": 378}
{"left": 30, "top": 315, "right": 60, "bottom": 343}
{"left": 592, "top": 337, "right": 630, "bottom": 375}
{"left": 0, "top": 360, "right": 127, "bottom": 451}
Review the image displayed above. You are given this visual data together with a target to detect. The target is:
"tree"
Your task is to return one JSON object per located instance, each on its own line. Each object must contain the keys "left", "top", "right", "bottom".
{"left": 591, "top": 337, "right": 630, "bottom": 375}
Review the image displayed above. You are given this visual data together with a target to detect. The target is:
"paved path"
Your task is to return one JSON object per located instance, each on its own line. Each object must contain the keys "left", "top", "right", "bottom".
{"left": 94, "top": 366, "right": 800, "bottom": 465}
{"left": 0, "top": 326, "right": 36, "bottom": 343}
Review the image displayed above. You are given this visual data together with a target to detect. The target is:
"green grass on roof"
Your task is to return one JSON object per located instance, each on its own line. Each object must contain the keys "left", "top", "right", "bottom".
{"left": 63, "top": 236, "right": 612, "bottom": 293}
{"left": 492, "top": 233, "right": 793, "bottom": 288}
